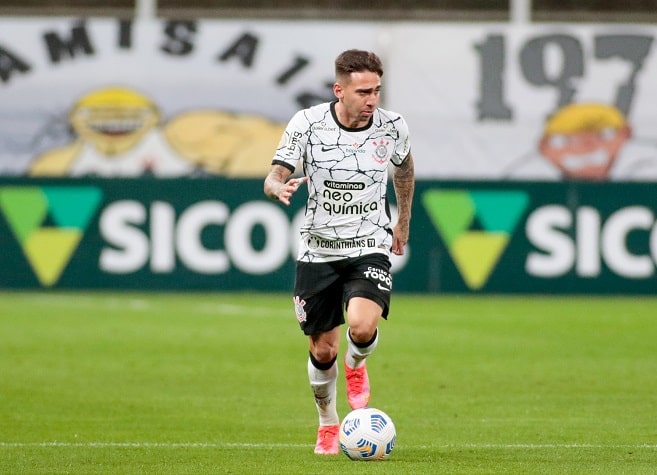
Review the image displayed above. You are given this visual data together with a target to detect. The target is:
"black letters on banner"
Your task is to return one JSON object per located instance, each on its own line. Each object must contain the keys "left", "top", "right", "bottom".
{"left": 43, "top": 22, "right": 95, "bottom": 64}
{"left": 0, "top": 45, "right": 31, "bottom": 83}
{"left": 161, "top": 21, "right": 197, "bottom": 56}
{"left": 118, "top": 19, "right": 132, "bottom": 49}
{"left": 475, "top": 32, "right": 655, "bottom": 120}
{"left": 218, "top": 33, "right": 258, "bottom": 68}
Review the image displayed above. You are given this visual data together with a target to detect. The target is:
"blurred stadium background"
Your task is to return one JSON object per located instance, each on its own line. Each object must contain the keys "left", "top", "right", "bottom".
{"left": 2, "top": 4, "right": 657, "bottom": 474}
{"left": 2, "top": 1, "right": 657, "bottom": 294}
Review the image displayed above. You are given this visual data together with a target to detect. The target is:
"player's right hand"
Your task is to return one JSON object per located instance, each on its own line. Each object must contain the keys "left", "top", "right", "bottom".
{"left": 277, "top": 176, "right": 308, "bottom": 205}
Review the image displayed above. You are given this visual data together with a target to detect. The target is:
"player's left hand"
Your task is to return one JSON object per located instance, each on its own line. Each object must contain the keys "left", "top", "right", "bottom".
{"left": 391, "top": 222, "right": 409, "bottom": 255}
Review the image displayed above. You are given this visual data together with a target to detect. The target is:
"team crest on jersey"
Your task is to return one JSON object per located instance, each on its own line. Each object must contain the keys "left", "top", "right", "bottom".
{"left": 308, "top": 235, "right": 320, "bottom": 249}
{"left": 372, "top": 139, "right": 390, "bottom": 163}
{"left": 294, "top": 296, "right": 307, "bottom": 323}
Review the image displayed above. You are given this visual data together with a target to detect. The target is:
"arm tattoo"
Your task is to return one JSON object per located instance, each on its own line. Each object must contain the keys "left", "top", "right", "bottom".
{"left": 393, "top": 153, "right": 415, "bottom": 227}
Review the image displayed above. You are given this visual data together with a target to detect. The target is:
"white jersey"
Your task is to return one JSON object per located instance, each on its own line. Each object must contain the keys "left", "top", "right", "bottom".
{"left": 273, "top": 101, "right": 411, "bottom": 262}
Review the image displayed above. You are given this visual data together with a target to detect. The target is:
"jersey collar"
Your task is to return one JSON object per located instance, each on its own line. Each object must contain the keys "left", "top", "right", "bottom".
{"left": 330, "top": 101, "right": 374, "bottom": 132}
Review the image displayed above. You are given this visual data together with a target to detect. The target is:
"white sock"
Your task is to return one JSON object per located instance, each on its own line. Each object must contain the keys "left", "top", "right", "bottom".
{"left": 345, "top": 328, "right": 379, "bottom": 369}
{"left": 307, "top": 356, "right": 339, "bottom": 426}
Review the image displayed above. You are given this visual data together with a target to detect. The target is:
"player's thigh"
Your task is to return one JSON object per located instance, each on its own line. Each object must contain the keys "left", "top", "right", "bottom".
{"left": 294, "top": 261, "right": 345, "bottom": 335}
{"left": 343, "top": 254, "right": 392, "bottom": 338}
{"left": 346, "top": 297, "right": 382, "bottom": 340}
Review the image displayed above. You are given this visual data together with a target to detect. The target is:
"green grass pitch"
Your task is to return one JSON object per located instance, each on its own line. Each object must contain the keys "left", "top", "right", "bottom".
{"left": 1, "top": 292, "right": 656, "bottom": 474}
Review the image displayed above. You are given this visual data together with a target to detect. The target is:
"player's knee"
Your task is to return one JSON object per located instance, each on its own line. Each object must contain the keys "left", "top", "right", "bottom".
{"left": 311, "top": 346, "right": 338, "bottom": 364}
{"left": 309, "top": 335, "right": 339, "bottom": 363}
{"left": 348, "top": 325, "right": 377, "bottom": 345}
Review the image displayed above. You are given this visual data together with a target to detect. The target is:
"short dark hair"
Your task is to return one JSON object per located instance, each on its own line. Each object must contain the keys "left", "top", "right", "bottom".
{"left": 335, "top": 49, "right": 383, "bottom": 82}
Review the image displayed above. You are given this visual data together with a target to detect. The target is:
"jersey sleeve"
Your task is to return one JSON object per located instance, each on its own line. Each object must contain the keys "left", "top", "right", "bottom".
{"left": 391, "top": 115, "right": 411, "bottom": 167}
{"left": 271, "top": 110, "right": 309, "bottom": 172}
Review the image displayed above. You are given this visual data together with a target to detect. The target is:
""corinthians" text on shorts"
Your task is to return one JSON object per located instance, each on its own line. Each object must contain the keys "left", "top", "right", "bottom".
{"left": 307, "top": 236, "right": 376, "bottom": 250}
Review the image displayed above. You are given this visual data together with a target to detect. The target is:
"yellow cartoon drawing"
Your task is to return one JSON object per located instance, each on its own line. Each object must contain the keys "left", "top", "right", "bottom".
{"left": 505, "top": 102, "right": 657, "bottom": 181}
{"left": 29, "top": 86, "right": 284, "bottom": 177}
{"left": 539, "top": 103, "right": 629, "bottom": 180}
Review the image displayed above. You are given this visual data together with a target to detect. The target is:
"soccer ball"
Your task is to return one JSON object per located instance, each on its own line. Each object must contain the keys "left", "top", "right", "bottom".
{"left": 339, "top": 407, "right": 396, "bottom": 461}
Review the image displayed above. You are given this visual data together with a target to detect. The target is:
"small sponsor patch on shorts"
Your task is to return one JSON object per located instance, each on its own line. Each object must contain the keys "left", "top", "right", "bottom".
{"left": 293, "top": 295, "right": 307, "bottom": 323}
{"left": 364, "top": 266, "right": 392, "bottom": 291}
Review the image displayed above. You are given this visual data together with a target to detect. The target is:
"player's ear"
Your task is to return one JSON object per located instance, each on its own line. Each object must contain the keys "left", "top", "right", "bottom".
{"left": 333, "top": 82, "right": 343, "bottom": 100}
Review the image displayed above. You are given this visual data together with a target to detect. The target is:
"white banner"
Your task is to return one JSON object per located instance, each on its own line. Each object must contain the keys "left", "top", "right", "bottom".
{"left": 388, "top": 23, "right": 657, "bottom": 180}
{"left": 1, "top": 18, "right": 657, "bottom": 180}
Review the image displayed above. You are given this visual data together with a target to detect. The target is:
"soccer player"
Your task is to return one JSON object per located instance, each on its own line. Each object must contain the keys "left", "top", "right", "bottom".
{"left": 264, "top": 49, "right": 415, "bottom": 455}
